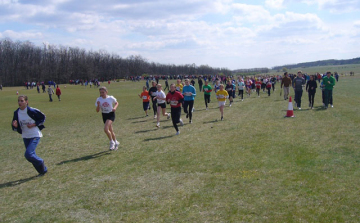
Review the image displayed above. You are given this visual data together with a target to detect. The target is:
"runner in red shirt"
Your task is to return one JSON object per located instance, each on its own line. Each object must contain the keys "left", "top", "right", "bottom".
{"left": 166, "top": 84, "right": 184, "bottom": 135}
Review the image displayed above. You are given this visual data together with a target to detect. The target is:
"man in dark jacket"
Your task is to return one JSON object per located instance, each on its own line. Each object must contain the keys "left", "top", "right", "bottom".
{"left": 292, "top": 71, "right": 306, "bottom": 109}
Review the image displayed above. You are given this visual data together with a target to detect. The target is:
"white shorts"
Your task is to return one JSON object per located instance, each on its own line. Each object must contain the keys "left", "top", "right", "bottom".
{"left": 218, "top": 101, "right": 226, "bottom": 107}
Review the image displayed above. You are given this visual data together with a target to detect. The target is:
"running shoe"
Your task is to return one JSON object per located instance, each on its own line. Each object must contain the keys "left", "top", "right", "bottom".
{"left": 156, "top": 122, "right": 160, "bottom": 128}
{"left": 179, "top": 119, "right": 184, "bottom": 126}
{"left": 221, "top": 116, "right": 223, "bottom": 121}
{"left": 229, "top": 104, "right": 232, "bottom": 107}
{"left": 206, "top": 107, "right": 208, "bottom": 110}
{"left": 109, "top": 141, "right": 115, "bottom": 150}
{"left": 189, "top": 120, "right": 192, "bottom": 124}
{"left": 114, "top": 141, "right": 120, "bottom": 150}
{"left": 175, "top": 131, "right": 180, "bottom": 135}
{"left": 167, "top": 113, "right": 170, "bottom": 119}
{"left": 186, "top": 114, "right": 189, "bottom": 118}
{"left": 331, "top": 104, "right": 333, "bottom": 108}
{"left": 299, "top": 107, "right": 301, "bottom": 110}
{"left": 154, "top": 115, "right": 157, "bottom": 119}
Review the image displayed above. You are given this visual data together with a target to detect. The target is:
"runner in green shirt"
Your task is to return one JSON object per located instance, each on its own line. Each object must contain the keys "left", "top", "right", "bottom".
{"left": 203, "top": 80, "right": 213, "bottom": 110}
{"left": 322, "top": 71, "right": 336, "bottom": 109}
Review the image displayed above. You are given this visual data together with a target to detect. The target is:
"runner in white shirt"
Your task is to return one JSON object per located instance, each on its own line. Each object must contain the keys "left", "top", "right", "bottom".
{"left": 153, "top": 84, "right": 170, "bottom": 127}
{"left": 95, "top": 86, "right": 120, "bottom": 150}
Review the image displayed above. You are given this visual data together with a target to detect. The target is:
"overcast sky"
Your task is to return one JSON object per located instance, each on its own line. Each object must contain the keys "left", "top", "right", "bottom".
{"left": 1, "top": 0, "right": 360, "bottom": 69}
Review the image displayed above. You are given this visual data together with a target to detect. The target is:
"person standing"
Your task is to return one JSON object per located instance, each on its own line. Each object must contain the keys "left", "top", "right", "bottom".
{"left": 202, "top": 80, "right": 212, "bottom": 110}
{"left": 95, "top": 87, "right": 120, "bottom": 151}
{"left": 281, "top": 72, "right": 292, "bottom": 100}
{"left": 323, "top": 71, "right": 336, "bottom": 109}
{"left": 166, "top": 84, "right": 184, "bottom": 135}
{"left": 216, "top": 84, "right": 229, "bottom": 121}
{"left": 292, "top": 71, "right": 306, "bottom": 109}
{"left": 56, "top": 85, "right": 62, "bottom": 101}
{"left": 306, "top": 75, "right": 317, "bottom": 109}
{"left": 47, "top": 86, "right": 55, "bottom": 102}
{"left": 182, "top": 79, "right": 196, "bottom": 123}
{"left": 12, "top": 95, "right": 48, "bottom": 176}
{"left": 148, "top": 81, "right": 158, "bottom": 119}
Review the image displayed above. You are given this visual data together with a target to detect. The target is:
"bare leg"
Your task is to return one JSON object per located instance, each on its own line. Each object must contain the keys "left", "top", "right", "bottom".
{"left": 104, "top": 120, "right": 114, "bottom": 141}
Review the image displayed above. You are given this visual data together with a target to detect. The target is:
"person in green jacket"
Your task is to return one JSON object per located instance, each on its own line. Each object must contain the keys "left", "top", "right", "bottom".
{"left": 322, "top": 71, "right": 336, "bottom": 109}
{"left": 203, "top": 80, "right": 213, "bottom": 110}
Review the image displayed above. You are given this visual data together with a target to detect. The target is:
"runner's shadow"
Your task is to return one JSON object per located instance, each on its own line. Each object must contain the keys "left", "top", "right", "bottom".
{"left": 0, "top": 175, "right": 37, "bottom": 189}
{"left": 126, "top": 116, "right": 144, "bottom": 120}
{"left": 57, "top": 151, "right": 111, "bottom": 165}
{"left": 203, "top": 120, "right": 218, "bottom": 124}
{"left": 132, "top": 120, "right": 148, "bottom": 124}
{"left": 143, "top": 135, "right": 174, "bottom": 141}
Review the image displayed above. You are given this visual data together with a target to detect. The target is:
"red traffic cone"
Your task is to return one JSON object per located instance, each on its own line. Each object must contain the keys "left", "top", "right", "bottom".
{"left": 285, "top": 96, "right": 295, "bottom": 118}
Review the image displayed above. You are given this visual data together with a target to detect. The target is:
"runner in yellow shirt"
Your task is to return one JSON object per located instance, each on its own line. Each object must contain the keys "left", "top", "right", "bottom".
{"left": 216, "top": 84, "right": 229, "bottom": 121}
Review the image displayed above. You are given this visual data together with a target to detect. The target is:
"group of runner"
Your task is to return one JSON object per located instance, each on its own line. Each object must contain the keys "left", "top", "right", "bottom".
{"left": 11, "top": 71, "right": 337, "bottom": 176}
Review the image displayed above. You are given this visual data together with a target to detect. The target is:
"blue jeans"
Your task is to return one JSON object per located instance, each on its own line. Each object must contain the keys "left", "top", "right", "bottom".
{"left": 23, "top": 137, "right": 47, "bottom": 174}
{"left": 295, "top": 90, "right": 303, "bottom": 108}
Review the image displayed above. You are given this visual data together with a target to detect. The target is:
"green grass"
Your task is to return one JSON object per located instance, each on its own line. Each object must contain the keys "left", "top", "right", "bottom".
{"left": 1, "top": 75, "right": 360, "bottom": 222}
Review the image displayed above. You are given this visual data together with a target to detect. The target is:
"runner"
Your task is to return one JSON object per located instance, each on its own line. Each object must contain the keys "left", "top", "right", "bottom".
{"left": 148, "top": 81, "right": 158, "bottom": 119}
{"left": 216, "top": 84, "right": 229, "bottom": 121}
{"left": 153, "top": 84, "right": 170, "bottom": 127}
{"left": 255, "top": 78, "right": 261, "bottom": 97}
{"left": 175, "top": 79, "right": 183, "bottom": 93}
{"left": 12, "top": 95, "right": 48, "bottom": 176}
{"left": 95, "top": 87, "right": 120, "bottom": 151}
{"left": 166, "top": 84, "right": 184, "bottom": 135}
{"left": 182, "top": 79, "right": 196, "bottom": 123}
{"left": 202, "top": 80, "right": 212, "bottom": 110}
{"left": 266, "top": 79, "right": 272, "bottom": 96}
{"left": 55, "top": 85, "right": 61, "bottom": 101}
{"left": 245, "top": 77, "right": 252, "bottom": 97}
{"left": 138, "top": 86, "right": 150, "bottom": 116}
{"left": 214, "top": 80, "right": 221, "bottom": 93}
{"left": 306, "top": 75, "right": 317, "bottom": 109}
{"left": 225, "top": 80, "right": 234, "bottom": 107}
{"left": 237, "top": 78, "right": 245, "bottom": 101}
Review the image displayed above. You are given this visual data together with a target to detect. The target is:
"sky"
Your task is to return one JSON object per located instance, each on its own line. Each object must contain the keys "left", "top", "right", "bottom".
{"left": 1, "top": 0, "right": 360, "bottom": 70}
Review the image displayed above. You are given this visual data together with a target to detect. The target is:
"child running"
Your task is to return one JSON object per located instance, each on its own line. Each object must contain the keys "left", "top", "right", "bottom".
{"left": 153, "top": 84, "right": 170, "bottom": 127}
{"left": 95, "top": 87, "right": 119, "bottom": 151}
{"left": 255, "top": 78, "right": 261, "bottom": 97}
{"left": 203, "top": 80, "right": 212, "bottom": 110}
{"left": 216, "top": 84, "right": 229, "bottom": 121}
{"left": 138, "top": 86, "right": 150, "bottom": 116}
{"left": 12, "top": 95, "right": 48, "bottom": 176}
{"left": 225, "top": 80, "right": 234, "bottom": 107}
{"left": 166, "top": 84, "right": 184, "bottom": 135}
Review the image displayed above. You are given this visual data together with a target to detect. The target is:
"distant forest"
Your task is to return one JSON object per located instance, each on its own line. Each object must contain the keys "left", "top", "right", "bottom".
{"left": 0, "top": 38, "right": 232, "bottom": 86}
{"left": 272, "top": 57, "right": 360, "bottom": 71}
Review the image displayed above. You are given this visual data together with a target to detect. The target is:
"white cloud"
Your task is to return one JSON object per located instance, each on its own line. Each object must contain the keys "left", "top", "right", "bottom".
{"left": 265, "top": 0, "right": 285, "bottom": 9}
{"left": 0, "top": 30, "right": 43, "bottom": 39}
{"left": 302, "top": 0, "right": 360, "bottom": 13}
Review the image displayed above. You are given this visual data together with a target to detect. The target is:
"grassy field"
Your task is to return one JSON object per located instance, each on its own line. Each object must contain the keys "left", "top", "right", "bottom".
{"left": 1, "top": 75, "right": 360, "bottom": 222}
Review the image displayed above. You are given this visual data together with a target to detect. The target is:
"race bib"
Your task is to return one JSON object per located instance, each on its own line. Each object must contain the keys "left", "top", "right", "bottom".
{"left": 142, "top": 96, "right": 148, "bottom": 99}
{"left": 170, "top": 101, "right": 178, "bottom": 105}
{"left": 219, "top": 95, "right": 224, "bottom": 98}
{"left": 151, "top": 92, "right": 157, "bottom": 96}
{"left": 204, "top": 88, "right": 208, "bottom": 91}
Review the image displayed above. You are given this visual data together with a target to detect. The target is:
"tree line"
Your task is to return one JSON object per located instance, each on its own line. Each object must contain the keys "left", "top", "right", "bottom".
{"left": 0, "top": 38, "right": 233, "bottom": 86}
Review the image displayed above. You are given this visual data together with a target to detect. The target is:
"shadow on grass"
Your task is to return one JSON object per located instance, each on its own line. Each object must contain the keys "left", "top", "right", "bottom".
{"left": 132, "top": 120, "right": 148, "bottom": 124}
{"left": 143, "top": 135, "right": 174, "bottom": 141}
{"left": 126, "top": 116, "right": 145, "bottom": 120}
{"left": 57, "top": 151, "right": 111, "bottom": 165}
{"left": 0, "top": 175, "right": 38, "bottom": 189}
{"left": 203, "top": 120, "right": 218, "bottom": 124}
